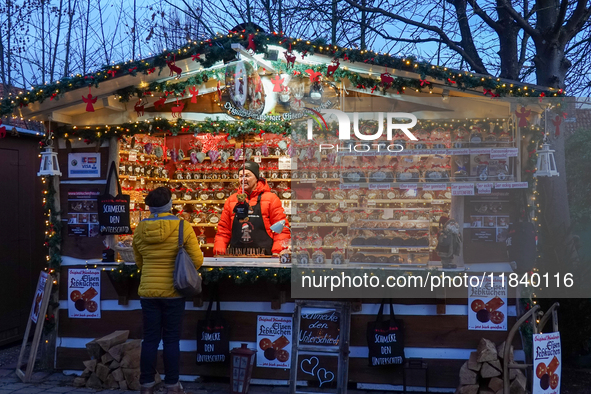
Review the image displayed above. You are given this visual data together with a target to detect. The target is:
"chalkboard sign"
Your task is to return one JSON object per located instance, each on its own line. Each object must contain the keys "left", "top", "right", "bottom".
{"left": 97, "top": 162, "right": 131, "bottom": 235}
{"left": 299, "top": 308, "right": 340, "bottom": 347}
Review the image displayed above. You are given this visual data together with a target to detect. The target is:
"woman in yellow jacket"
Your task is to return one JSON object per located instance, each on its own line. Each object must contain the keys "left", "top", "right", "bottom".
{"left": 133, "top": 187, "right": 203, "bottom": 394}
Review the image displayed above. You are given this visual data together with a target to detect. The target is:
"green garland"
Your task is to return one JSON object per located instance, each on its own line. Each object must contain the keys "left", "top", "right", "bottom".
{"left": 5, "top": 32, "right": 564, "bottom": 117}
{"left": 55, "top": 117, "right": 291, "bottom": 144}
{"left": 44, "top": 176, "right": 62, "bottom": 270}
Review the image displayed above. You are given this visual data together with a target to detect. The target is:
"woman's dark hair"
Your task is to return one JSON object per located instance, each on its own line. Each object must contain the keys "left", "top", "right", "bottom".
{"left": 145, "top": 187, "right": 172, "bottom": 207}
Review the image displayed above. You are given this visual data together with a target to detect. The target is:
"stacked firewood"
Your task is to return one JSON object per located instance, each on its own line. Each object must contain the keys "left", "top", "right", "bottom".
{"left": 72, "top": 330, "right": 159, "bottom": 390}
{"left": 456, "top": 338, "right": 526, "bottom": 394}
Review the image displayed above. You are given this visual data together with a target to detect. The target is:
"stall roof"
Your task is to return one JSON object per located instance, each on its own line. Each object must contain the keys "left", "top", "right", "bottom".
{"left": 12, "top": 32, "right": 563, "bottom": 127}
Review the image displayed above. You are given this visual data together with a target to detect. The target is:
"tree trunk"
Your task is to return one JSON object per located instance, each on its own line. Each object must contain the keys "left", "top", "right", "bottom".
{"left": 331, "top": 0, "right": 338, "bottom": 45}
{"left": 360, "top": 0, "right": 366, "bottom": 50}
{"left": 50, "top": 0, "right": 64, "bottom": 82}
{"left": 496, "top": 3, "right": 520, "bottom": 80}
{"left": 278, "top": 0, "right": 282, "bottom": 33}
{"left": 63, "top": 0, "right": 75, "bottom": 77}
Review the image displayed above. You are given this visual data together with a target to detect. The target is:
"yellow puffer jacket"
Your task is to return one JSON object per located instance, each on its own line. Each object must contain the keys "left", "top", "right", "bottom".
{"left": 132, "top": 213, "right": 203, "bottom": 298}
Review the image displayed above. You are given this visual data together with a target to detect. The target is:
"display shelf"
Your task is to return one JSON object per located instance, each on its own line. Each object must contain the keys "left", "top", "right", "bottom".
{"left": 295, "top": 199, "right": 358, "bottom": 204}
{"left": 119, "top": 150, "right": 161, "bottom": 160}
{"left": 350, "top": 227, "right": 430, "bottom": 231}
{"left": 120, "top": 175, "right": 169, "bottom": 181}
{"left": 293, "top": 178, "right": 341, "bottom": 182}
{"left": 168, "top": 178, "right": 294, "bottom": 182}
{"left": 173, "top": 199, "right": 226, "bottom": 204}
{"left": 181, "top": 155, "right": 287, "bottom": 162}
{"left": 291, "top": 222, "right": 349, "bottom": 228}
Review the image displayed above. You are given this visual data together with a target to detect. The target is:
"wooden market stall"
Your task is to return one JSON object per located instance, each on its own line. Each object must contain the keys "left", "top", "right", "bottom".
{"left": 13, "top": 31, "right": 561, "bottom": 391}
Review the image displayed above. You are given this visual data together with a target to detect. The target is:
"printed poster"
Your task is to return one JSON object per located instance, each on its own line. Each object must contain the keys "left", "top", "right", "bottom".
{"left": 256, "top": 315, "right": 292, "bottom": 368}
{"left": 68, "top": 153, "right": 101, "bottom": 178}
{"left": 30, "top": 271, "right": 48, "bottom": 323}
{"left": 67, "top": 189, "right": 100, "bottom": 237}
{"left": 468, "top": 276, "right": 507, "bottom": 331}
{"left": 533, "top": 332, "right": 561, "bottom": 393}
{"left": 68, "top": 269, "right": 101, "bottom": 318}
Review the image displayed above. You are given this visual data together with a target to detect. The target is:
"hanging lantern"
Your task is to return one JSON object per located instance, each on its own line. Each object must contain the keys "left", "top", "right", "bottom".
{"left": 37, "top": 144, "right": 62, "bottom": 177}
{"left": 534, "top": 140, "right": 559, "bottom": 177}
{"left": 230, "top": 343, "right": 256, "bottom": 394}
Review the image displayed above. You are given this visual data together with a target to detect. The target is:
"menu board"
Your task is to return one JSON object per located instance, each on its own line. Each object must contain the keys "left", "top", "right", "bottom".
{"left": 67, "top": 189, "right": 100, "bottom": 237}
{"left": 299, "top": 308, "right": 340, "bottom": 347}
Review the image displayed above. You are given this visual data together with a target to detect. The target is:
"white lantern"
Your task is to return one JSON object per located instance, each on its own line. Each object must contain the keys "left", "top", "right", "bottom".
{"left": 534, "top": 142, "right": 559, "bottom": 177}
{"left": 37, "top": 146, "right": 62, "bottom": 176}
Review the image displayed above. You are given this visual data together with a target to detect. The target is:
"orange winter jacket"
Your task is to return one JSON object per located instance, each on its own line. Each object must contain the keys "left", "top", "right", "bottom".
{"left": 133, "top": 213, "right": 203, "bottom": 298}
{"left": 214, "top": 179, "right": 290, "bottom": 254}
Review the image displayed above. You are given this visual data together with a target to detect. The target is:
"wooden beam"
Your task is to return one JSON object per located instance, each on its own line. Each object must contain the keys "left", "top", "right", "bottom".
{"left": 51, "top": 111, "right": 72, "bottom": 124}
{"left": 231, "top": 43, "right": 277, "bottom": 73}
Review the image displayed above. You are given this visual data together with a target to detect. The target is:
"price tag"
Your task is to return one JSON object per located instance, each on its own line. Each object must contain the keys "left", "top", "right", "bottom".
{"left": 423, "top": 183, "right": 447, "bottom": 191}
{"left": 511, "top": 182, "right": 528, "bottom": 188}
{"left": 367, "top": 201, "right": 376, "bottom": 206}
{"left": 339, "top": 201, "right": 347, "bottom": 208}
{"left": 130, "top": 202, "right": 135, "bottom": 210}
{"left": 254, "top": 155, "right": 262, "bottom": 163}
{"left": 300, "top": 179, "right": 317, "bottom": 184}
{"left": 391, "top": 248, "right": 399, "bottom": 254}
{"left": 470, "top": 148, "right": 491, "bottom": 155}
{"left": 292, "top": 223, "right": 307, "bottom": 228}
{"left": 507, "top": 148, "right": 519, "bottom": 157}
{"left": 451, "top": 183, "right": 474, "bottom": 196}
{"left": 128, "top": 151, "right": 138, "bottom": 162}
{"left": 140, "top": 178, "right": 145, "bottom": 185}
{"left": 490, "top": 149, "right": 508, "bottom": 160}
{"left": 140, "top": 155, "right": 145, "bottom": 162}
{"left": 452, "top": 148, "right": 470, "bottom": 155}
{"left": 495, "top": 182, "right": 512, "bottom": 189}
{"left": 476, "top": 182, "right": 493, "bottom": 195}
{"left": 399, "top": 183, "right": 418, "bottom": 190}
{"left": 340, "top": 183, "right": 360, "bottom": 189}
{"left": 278, "top": 157, "right": 292, "bottom": 170}
{"left": 129, "top": 176, "right": 137, "bottom": 181}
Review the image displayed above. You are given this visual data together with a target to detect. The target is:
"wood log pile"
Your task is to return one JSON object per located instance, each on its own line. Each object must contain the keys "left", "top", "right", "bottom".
{"left": 455, "top": 338, "right": 527, "bottom": 394}
{"left": 72, "top": 330, "right": 159, "bottom": 390}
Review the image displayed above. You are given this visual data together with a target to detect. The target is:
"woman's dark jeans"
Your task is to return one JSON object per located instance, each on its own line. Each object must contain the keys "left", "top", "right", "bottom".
{"left": 140, "top": 298, "right": 185, "bottom": 385}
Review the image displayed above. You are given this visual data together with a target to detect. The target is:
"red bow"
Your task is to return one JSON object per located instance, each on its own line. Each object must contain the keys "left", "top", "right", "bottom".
{"left": 293, "top": 70, "right": 301, "bottom": 76}
{"left": 191, "top": 54, "right": 201, "bottom": 61}
{"left": 147, "top": 67, "right": 156, "bottom": 74}
{"left": 19, "top": 102, "right": 28, "bottom": 108}
{"left": 128, "top": 67, "right": 137, "bottom": 73}
{"left": 107, "top": 69, "right": 117, "bottom": 77}
{"left": 344, "top": 54, "right": 349, "bottom": 61}
{"left": 419, "top": 79, "right": 430, "bottom": 86}
{"left": 356, "top": 84, "right": 366, "bottom": 89}
{"left": 371, "top": 85, "right": 378, "bottom": 93}
{"left": 539, "top": 92, "right": 546, "bottom": 103}
{"left": 447, "top": 78, "right": 456, "bottom": 84}
{"left": 50, "top": 93, "right": 57, "bottom": 100}
{"left": 301, "top": 50, "right": 308, "bottom": 59}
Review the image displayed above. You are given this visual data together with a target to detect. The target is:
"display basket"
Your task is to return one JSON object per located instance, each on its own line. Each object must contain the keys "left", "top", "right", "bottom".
{"left": 113, "top": 245, "right": 136, "bottom": 262}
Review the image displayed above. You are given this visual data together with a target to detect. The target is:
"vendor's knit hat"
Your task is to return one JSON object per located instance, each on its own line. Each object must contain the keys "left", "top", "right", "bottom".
{"left": 240, "top": 161, "right": 260, "bottom": 179}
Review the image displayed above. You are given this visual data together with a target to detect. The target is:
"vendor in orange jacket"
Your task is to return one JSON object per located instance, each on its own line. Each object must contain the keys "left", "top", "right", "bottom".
{"left": 213, "top": 161, "right": 290, "bottom": 255}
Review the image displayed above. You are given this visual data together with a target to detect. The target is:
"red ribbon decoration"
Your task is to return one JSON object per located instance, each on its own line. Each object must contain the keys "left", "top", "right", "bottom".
{"left": 147, "top": 67, "right": 156, "bottom": 74}
{"left": 539, "top": 92, "right": 546, "bottom": 103}
{"left": 50, "top": 93, "right": 57, "bottom": 100}
{"left": 344, "top": 54, "right": 349, "bottom": 61}
{"left": 419, "top": 79, "right": 430, "bottom": 86}
{"left": 356, "top": 84, "right": 366, "bottom": 89}
{"left": 447, "top": 78, "right": 456, "bottom": 84}
{"left": 128, "top": 67, "right": 137, "bottom": 73}
{"left": 552, "top": 115, "right": 562, "bottom": 137}
{"left": 191, "top": 54, "right": 201, "bottom": 61}
{"left": 107, "top": 69, "right": 117, "bottom": 77}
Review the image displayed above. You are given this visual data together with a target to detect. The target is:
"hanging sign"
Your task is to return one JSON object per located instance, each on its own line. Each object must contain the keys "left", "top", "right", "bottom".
{"left": 256, "top": 315, "right": 293, "bottom": 368}
{"left": 67, "top": 153, "right": 101, "bottom": 178}
{"left": 468, "top": 276, "right": 507, "bottom": 331}
{"left": 67, "top": 189, "right": 100, "bottom": 237}
{"left": 533, "top": 332, "right": 561, "bottom": 393}
{"left": 68, "top": 269, "right": 101, "bottom": 318}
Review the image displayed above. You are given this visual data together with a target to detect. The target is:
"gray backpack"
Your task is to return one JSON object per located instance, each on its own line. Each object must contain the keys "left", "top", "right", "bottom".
{"left": 173, "top": 220, "right": 202, "bottom": 296}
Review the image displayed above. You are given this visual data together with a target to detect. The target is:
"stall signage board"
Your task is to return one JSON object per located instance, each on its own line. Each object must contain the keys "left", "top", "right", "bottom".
{"left": 399, "top": 183, "right": 418, "bottom": 190}
{"left": 533, "top": 332, "right": 561, "bottom": 393}
{"left": 468, "top": 276, "right": 507, "bottom": 331}
{"left": 256, "top": 315, "right": 293, "bottom": 369}
{"left": 68, "top": 269, "right": 101, "bottom": 318}
{"left": 278, "top": 157, "right": 295, "bottom": 170}
{"left": 476, "top": 182, "right": 494, "bottom": 195}
{"left": 30, "top": 272, "right": 48, "bottom": 323}
{"left": 452, "top": 183, "right": 475, "bottom": 196}
{"left": 67, "top": 190, "right": 100, "bottom": 237}
{"left": 299, "top": 308, "right": 340, "bottom": 348}
{"left": 67, "top": 153, "right": 101, "bottom": 178}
